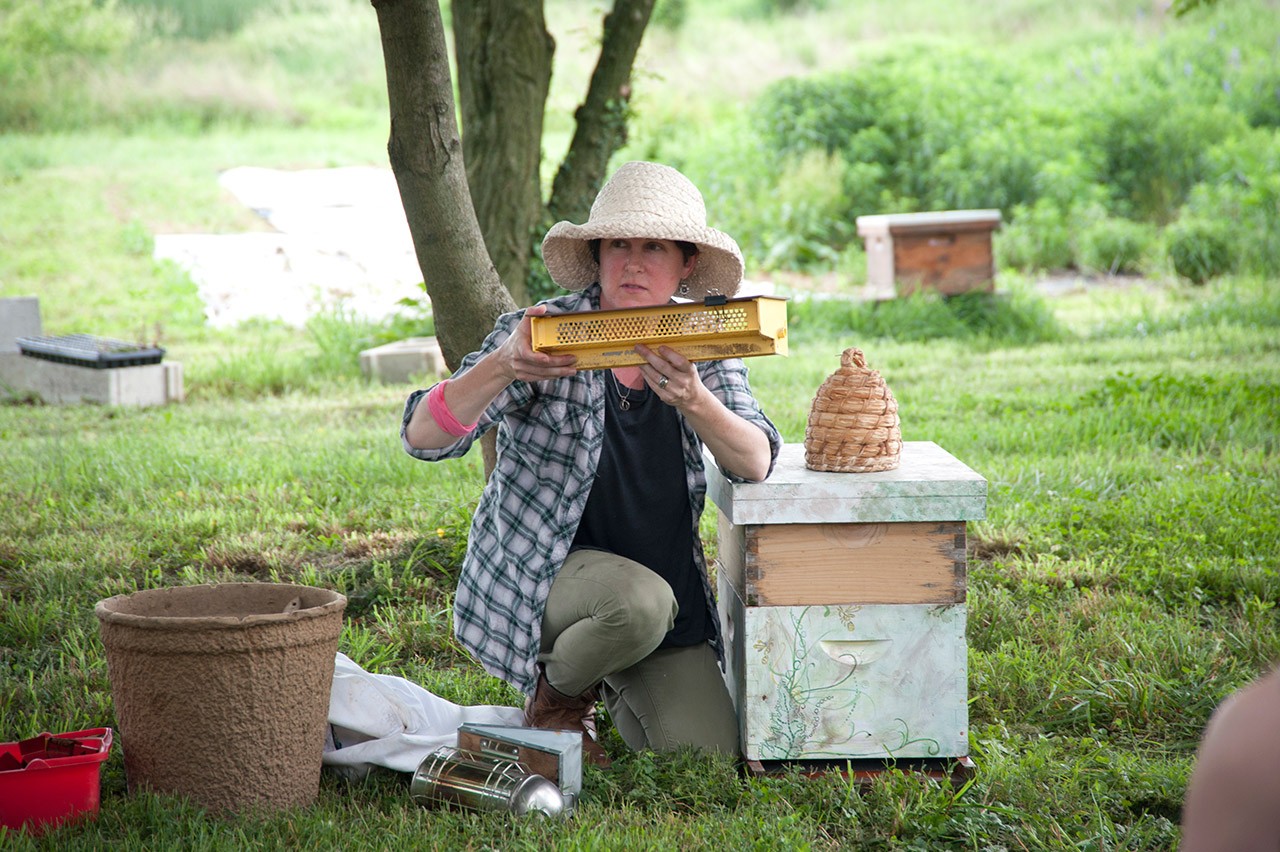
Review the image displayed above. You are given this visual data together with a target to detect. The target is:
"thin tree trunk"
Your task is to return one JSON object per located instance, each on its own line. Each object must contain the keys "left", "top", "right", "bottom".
{"left": 454, "top": 1, "right": 554, "bottom": 307}
{"left": 372, "top": 0, "right": 515, "bottom": 371}
{"left": 548, "top": 0, "right": 656, "bottom": 225}
{"left": 372, "top": 0, "right": 513, "bottom": 474}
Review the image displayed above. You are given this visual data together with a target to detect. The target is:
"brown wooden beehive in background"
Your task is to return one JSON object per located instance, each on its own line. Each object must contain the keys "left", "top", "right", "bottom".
{"left": 804, "top": 347, "right": 901, "bottom": 473}
{"left": 856, "top": 210, "right": 1002, "bottom": 297}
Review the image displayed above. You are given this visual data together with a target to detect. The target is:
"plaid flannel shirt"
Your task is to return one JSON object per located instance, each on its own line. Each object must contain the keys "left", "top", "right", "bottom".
{"left": 401, "top": 284, "right": 781, "bottom": 696}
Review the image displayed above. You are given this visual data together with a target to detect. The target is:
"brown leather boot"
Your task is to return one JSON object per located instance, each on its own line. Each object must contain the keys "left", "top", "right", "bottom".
{"left": 524, "top": 669, "right": 612, "bottom": 769}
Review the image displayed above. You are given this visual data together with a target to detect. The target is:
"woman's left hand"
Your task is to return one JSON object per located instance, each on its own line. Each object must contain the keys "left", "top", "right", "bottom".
{"left": 634, "top": 343, "right": 704, "bottom": 409}
{"left": 633, "top": 343, "right": 772, "bottom": 481}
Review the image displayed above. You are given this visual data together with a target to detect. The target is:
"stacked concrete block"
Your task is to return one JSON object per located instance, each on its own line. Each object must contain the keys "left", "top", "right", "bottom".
{"left": 359, "top": 336, "right": 446, "bottom": 384}
{"left": 0, "top": 297, "right": 184, "bottom": 407}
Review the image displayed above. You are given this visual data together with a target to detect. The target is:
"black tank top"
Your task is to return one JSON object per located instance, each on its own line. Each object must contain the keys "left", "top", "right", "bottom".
{"left": 570, "top": 376, "right": 711, "bottom": 648}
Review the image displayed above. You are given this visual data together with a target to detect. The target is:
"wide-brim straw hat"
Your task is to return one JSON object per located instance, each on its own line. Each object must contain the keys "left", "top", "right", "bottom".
{"left": 541, "top": 161, "right": 744, "bottom": 301}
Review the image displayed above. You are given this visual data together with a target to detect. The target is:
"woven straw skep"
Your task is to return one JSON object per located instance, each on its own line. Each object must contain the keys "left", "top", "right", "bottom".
{"left": 804, "top": 347, "right": 902, "bottom": 473}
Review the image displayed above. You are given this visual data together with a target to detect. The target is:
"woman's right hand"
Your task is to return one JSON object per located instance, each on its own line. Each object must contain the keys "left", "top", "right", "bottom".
{"left": 495, "top": 304, "right": 578, "bottom": 383}
{"left": 406, "top": 305, "right": 577, "bottom": 450}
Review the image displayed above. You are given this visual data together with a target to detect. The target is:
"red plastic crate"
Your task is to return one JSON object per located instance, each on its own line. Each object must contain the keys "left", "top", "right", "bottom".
{"left": 0, "top": 727, "right": 113, "bottom": 835}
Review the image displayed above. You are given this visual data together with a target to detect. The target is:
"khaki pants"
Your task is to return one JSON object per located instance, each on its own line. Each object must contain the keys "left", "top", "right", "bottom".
{"left": 537, "top": 548, "right": 739, "bottom": 755}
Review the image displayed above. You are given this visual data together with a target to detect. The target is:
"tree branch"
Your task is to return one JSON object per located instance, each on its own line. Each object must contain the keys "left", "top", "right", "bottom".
{"left": 548, "top": 0, "right": 656, "bottom": 225}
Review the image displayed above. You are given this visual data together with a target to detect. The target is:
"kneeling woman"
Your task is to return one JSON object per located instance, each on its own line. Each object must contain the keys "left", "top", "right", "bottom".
{"left": 401, "top": 161, "right": 781, "bottom": 767}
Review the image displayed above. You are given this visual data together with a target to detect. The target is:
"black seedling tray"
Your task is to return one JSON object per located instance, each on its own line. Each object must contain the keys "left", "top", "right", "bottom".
{"left": 16, "top": 334, "right": 165, "bottom": 369}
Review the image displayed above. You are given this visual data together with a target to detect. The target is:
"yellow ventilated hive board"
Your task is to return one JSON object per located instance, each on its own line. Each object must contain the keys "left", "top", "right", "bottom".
{"left": 530, "top": 296, "right": 788, "bottom": 370}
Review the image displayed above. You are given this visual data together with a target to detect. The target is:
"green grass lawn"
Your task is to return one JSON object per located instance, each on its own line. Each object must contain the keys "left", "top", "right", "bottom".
{"left": 2, "top": 256, "right": 1278, "bottom": 846}
{"left": 2, "top": 0, "right": 1279, "bottom": 845}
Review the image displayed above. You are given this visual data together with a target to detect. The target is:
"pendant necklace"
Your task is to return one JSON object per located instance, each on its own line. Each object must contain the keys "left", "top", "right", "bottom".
{"left": 611, "top": 370, "right": 634, "bottom": 411}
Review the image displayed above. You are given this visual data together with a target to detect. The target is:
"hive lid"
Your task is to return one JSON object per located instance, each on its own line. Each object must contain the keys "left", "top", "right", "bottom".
{"left": 855, "top": 209, "right": 1003, "bottom": 237}
{"left": 705, "top": 442, "right": 986, "bottom": 525}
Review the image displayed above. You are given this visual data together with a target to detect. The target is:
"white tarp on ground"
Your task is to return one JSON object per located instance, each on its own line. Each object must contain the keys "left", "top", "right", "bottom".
{"left": 323, "top": 652, "right": 526, "bottom": 779}
{"left": 156, "top": 165, "right": 789, "bottom": 330}
{"left": 154, "top": 166, "right": 425, "bottom": 329}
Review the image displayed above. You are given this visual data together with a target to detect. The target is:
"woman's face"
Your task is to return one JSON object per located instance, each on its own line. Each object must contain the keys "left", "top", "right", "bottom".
{"left": 597, "top": 238, "right": 697, "bottom": 311}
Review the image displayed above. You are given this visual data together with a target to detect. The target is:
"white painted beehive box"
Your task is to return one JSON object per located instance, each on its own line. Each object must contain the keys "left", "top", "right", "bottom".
{"left": 705, "top": 442, "right": 986, "bottom": 762}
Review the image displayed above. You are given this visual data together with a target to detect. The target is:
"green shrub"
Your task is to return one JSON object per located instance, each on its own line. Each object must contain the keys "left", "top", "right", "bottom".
{"left": 1157, "top": 2, "right": 1280, "bottom": 131}
{"left": 0, "top": 0, "right": 135, "bottom": 129}
{"left": 997, "top": 199, "right": 1075, "bottom": 273}
{"left": 0, "top": 0, "right": 132, "bottom": 59}
{"left": 651, "top": 0, "right": 688, "bottom": 31}
{"left": 787, "top": 287, "right": 1066, "bottom": 346}
{"left": 927, "top": 118, "right": 1053, "bottom": 211}
{"left": 1075, "top": 216, "right": 1156, "bottom": 276}
{"left": 1230, "top": 61, "right": 1280, "bottom": 130}
{"left": 1085, "top": 91, "right": 1240, "bottom": 223}
{"left": 1164, "top": 217, "right": 1236, "bottom": 284}
{"left": 753, "top": 47, "right": 1049, "bottom": 214}
{"left": 730, "top": 10, "right": 1279, "bottom": 279}
{"left": 118, "top": 0, "right": 271, "bottom": 39}
{"left": 749, "top": 47, "right": 1081, "bottom": 271}
{"left": 757, "top": 149, "right": 853, "bottom": 270}
{"left": 748, "top": 0, "right": 830, "bottom": 18}
{"left": 1032, "top": 149, "right": 1108, "bottom": 215}
{"left": 1180, "top": 127, "right": 1280, "bottom": 279}
{"left": 754, "top": 68, "right": 899, "bottom": 164}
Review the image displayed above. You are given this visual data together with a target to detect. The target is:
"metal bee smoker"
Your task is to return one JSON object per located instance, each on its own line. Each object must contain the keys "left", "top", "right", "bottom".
{"left": 409, "top": 746, "right": 568, "bottom": 818}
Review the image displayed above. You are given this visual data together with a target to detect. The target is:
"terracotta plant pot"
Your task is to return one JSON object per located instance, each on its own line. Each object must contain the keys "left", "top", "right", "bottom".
{"left": 95, "top": 583, "right": 346, "bottom": 814}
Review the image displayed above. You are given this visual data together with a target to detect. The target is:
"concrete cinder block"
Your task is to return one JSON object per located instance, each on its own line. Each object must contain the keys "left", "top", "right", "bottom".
{"left": 0, "top": 296, "right": 183, "bottom": 407}
{"left": 0, "top": 354, "right": 185, "bottom": 407}
{"left": 1, "top": 297, "right": 42, "bottom": 352}
{"left": 359, "top": 336, "right": 446, "bottom": 384}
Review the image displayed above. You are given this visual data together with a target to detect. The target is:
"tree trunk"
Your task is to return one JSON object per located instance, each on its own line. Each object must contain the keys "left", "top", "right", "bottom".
{"left": 453, "top": 1, "right": 554, "bottom": 307}
{"left": 372, "top": 0, "right": 656, "bottom": 478}
{"left": 373, "top": 0, "right": 513, "bottom": 474}
{"left": 548, "top": 0, "right": 656, "bottom": 225}
{"left": 371, "top": 0, "right": 516, "bottom": 373}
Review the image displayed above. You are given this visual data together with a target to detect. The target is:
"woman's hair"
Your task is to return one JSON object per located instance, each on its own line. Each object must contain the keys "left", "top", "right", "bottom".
{"left": 588, "top": 239, "right": 699, "bottom": 265}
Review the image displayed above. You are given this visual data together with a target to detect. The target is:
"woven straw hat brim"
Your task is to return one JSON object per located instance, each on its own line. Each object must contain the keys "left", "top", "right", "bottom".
{"left": 541, "top": 161, "right": 744, "bottom": 301}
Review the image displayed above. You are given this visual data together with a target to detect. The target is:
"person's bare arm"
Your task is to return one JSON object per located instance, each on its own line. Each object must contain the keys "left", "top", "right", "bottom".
{"left": 1180, "top": 665, "right": 1280, "bottom": 852}
{"left": 404, "top": 305, "right": 577, "bottom": 450}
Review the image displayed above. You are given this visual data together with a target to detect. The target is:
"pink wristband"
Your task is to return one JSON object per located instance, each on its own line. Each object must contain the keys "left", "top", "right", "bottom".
{"left": 426, "top": 380, "right": 477, "bottom": 437}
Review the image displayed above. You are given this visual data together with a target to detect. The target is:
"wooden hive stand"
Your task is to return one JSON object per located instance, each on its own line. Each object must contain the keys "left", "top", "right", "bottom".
{"left": 705, "top": 442, "right": 986, "bottom": 782}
